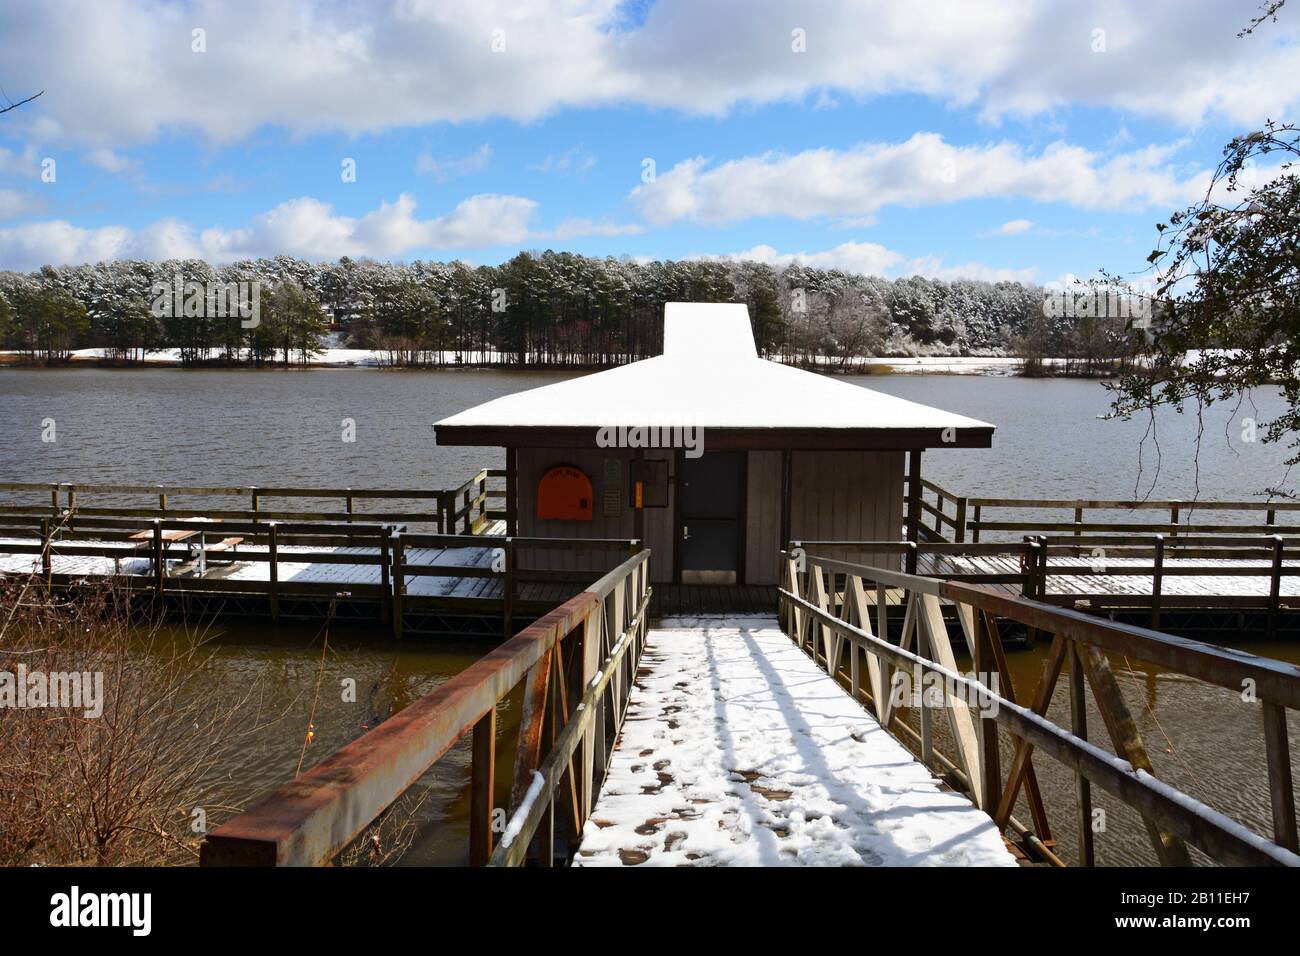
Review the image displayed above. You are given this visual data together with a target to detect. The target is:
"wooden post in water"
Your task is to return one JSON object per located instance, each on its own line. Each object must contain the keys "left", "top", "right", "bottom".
{"left": 267, "top": 522, "right": 279, "bottom": 622}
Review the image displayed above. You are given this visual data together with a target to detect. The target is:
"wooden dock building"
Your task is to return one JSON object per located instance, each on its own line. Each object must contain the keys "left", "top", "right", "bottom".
{"left": 434, "top": 302, "right": 993, "bottom": 591}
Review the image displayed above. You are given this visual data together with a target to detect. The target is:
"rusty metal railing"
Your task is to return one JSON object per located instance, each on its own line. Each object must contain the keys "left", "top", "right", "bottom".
{"left": 200, "top": 548, "right": 650, "bottom": 866}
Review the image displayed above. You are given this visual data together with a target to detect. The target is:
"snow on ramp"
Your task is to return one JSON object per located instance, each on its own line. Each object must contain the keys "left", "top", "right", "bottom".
{"left": 575, "top": 616, "right": 1016, "bottom": 867}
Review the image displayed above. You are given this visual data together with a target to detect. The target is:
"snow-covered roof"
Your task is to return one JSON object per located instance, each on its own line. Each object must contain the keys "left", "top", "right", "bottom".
{"left": 435, "top": 302, "right": 994, "bottom": 448}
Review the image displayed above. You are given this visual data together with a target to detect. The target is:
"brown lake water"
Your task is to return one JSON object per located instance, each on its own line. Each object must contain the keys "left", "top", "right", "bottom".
{"left": 1, "top": 367, "right": 1297, "bottom": 866}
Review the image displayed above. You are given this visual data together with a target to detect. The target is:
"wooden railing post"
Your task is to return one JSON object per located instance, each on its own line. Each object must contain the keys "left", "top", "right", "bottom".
{"left": 969, "top": 605, "right": 1002, "bottom": 816}
{"left": 954, "top": 496, "right": 967, "bottom": 544}
{"left": 40, "top": 517, "right": 52, "bottom": 582}
{"left": 152, "top": 519, "right": 163, "bottom": 597}
{"left": 470, "top": 706, "right": 497, "bottom": 865}
{"left": 392, "top": 532, "right": 404, "bottom": 639}
{"left": 267, "top": 521, "right": 279, "bottom": 622}
{"left": 1069, "top": 641, "right": 1096, "bottom": 866}
{"left": 379, "top": 526, "right": 392, "bottom": 625}
{"left": 158, "top": 486, "right": 168, "bottom": 512}
{"left": 1151, "top": 534, "right": 1165, "bottom": 631}
{"left": 503, "top": 538, "right": 515, "bottom": 642}
{"left": 345, "top": 488, "right": 354, "bottom": 525}
{"left": 250, "top": 487, "right": 260, "bottom": 522}
{"left": 1262, "top": 701, "right": 1298, "bottom": 853}
{"left": 971, "top": 504, "right": 982, "bottom": 543}
{"left": 49, "top": 483, "right": 59, "bottom": 517}
{"left": 1268, "top": 535, "right": 1284, "bottom": 641}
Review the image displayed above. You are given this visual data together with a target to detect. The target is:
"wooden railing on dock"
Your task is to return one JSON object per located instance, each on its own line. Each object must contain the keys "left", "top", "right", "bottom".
{"left": 200, "top": 549, "right": 651, "bottom": 867}
{"left": 0, "top": 471, "right": 507, "bottom": 533}
{"left": 915, "top": 478, "right": 1300, "bottom": 544}
{"left": 0, "top": 511, "right": 640, "bottom": 635}
{"left": 779, "top": 550, "right": 1300, "bottom": 867}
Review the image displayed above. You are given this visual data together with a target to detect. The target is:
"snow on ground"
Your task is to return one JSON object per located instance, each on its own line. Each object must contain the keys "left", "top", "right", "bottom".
{"left": 1, "top": 348, "right": 1065, "bottom": 375}
{"left": 575, "top": 616, "right": 1015, "bottom": 867}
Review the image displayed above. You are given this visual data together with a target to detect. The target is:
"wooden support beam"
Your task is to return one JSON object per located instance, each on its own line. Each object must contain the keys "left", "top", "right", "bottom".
{"left": 1075, "top": 643, "right": 1192, "bottom": 866}
{"left": 995, "top": 634, "right": 1068, "bottom": 829}
{"left": 917, "top": 592, "right": 982, "bottom": 805}
{"left": 1263, "top": 701, "right": 1299, "bottom": 852}
{"left": 1069, "top": 643, "right": 1095, "bottom": 866}
{"left": 469, "top": 707, "right": 496, "bottom": 866}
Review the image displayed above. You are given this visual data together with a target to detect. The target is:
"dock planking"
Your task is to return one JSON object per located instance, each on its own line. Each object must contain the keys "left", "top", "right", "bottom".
{"left": 575, "top": 617, "right": 1016, "bottom": 867}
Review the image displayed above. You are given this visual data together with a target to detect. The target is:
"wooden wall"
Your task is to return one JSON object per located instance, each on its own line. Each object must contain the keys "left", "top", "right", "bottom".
{"left": 515, "top": 446, "right": 904, "bottom": 587}
{"left": 745, "top": 451, "right": 783, "bottom": 585}
{"left": 788, "top": 450, "right": 905, "bottom": 572}
{"left": 516, "top": 446, "right": 674, "bottom": 583}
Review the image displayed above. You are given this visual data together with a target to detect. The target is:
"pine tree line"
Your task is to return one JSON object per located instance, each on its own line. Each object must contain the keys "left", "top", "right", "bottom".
{"left": 0, "top": 251, "right": 1140, "bottom": 369}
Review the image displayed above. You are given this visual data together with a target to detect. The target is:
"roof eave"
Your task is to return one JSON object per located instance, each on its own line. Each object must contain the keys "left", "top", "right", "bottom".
{"left": 434, "top": 424, "right": 994, "bottom": 450}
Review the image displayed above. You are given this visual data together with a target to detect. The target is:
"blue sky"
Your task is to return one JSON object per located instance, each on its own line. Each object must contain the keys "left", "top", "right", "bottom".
{"left": 1, "top": 0, "right": 1297, "bottom": 285}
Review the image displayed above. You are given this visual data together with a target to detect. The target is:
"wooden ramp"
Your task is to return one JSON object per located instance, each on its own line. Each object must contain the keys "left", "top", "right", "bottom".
{"left": 575, "top": 616, "right": 1014, "bottom": 867}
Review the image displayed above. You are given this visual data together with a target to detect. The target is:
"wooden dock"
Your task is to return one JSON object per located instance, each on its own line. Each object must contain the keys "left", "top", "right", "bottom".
{"left": 196, "top": 546, "right": 1300, "bottom": 869}
{"left": 574, "top": 616, "right": 1014, "bottom": 866}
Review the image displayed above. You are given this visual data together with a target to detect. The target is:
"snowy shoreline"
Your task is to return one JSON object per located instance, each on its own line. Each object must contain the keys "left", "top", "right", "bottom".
{"left": 0, "top": 348, "right": 1068, "bottom": 377}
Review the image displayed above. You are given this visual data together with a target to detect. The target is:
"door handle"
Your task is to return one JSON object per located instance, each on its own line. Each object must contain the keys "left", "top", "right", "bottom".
{"left": 682, "top": 524, "right": 690, "bottom": 540}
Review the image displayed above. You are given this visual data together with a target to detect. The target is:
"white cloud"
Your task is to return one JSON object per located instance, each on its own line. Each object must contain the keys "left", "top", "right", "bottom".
{"left": 415, "top": 143, "right": 492, "bottom": 181}
{"left": 0, "top": 189, "right": 43, "bottom": 222}
{"left": 633, "top": 135, "right": 1212, "bottom": 225}
{"left": 700, "top": 241, "right": 1037, "bottom": 283}
{"left": 0, "top": 143, "right": 40, "bottom": 177}
{"left": 996, "top": 218, "right": 1034, "bottom": 236}
{"left": 705, "top": 242, "right": 904, "bottom": 276}
{"left": 84, "top": 147, "right": 133, "bottom": 173}
{"left": 530, "top": 147, "right": 597, "bottom": 176}
{"left": 544, "top": 217, "right": 641, "bottom": 240}
{"left": 0, "top": 192, "right": 643, "bottom": 269}
{"left": 0, "top": 1, "right": 1295, "bottom": 147}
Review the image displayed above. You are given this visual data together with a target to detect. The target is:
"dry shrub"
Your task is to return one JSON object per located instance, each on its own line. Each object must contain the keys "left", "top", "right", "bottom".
{"left": 0, "top": 577, "right": 271, "bottom": 865}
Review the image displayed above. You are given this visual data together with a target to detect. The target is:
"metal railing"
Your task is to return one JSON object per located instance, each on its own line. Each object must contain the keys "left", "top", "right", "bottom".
{"left": 200, "top": 549, "right": 650, "bottom": 866}
{"left": 778, "top": 549, "right": 1300, "bottom": 867}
